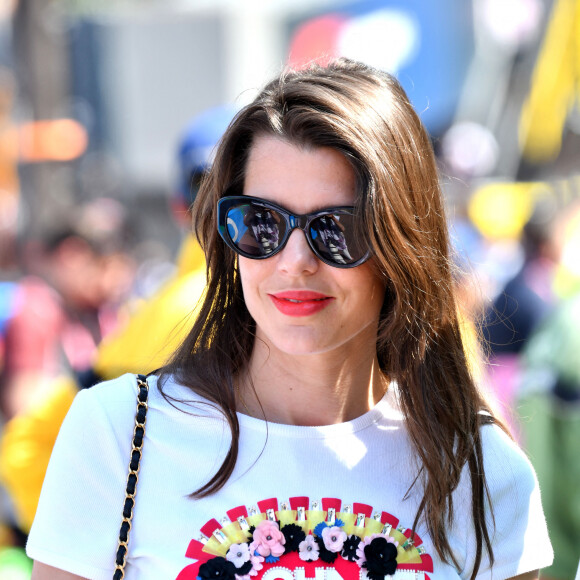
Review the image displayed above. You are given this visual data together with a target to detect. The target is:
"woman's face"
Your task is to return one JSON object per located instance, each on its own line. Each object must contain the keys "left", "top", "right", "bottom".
{"left": 238, "top": 135, "right": 385, "bottom": 359}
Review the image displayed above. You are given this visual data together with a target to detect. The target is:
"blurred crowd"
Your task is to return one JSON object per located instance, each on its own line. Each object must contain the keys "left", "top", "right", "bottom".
{"left": 453, "top": 183, "right": 580, "bottom": 580}
{"left": 0, "top": 197, "right": 137, "bottom": 575}
{"left": 0, "top": 104, "right": 234, "bottom": 578}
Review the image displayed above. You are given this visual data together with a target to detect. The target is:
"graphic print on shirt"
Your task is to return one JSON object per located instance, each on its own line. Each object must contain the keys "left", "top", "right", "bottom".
{"left": 176, "top": 496, "right": 434, "bottom": 580}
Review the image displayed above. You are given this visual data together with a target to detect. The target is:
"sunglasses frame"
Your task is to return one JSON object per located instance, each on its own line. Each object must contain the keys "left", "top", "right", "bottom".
{"left": 217, "top": 195, "right": 371, "bottom": 269}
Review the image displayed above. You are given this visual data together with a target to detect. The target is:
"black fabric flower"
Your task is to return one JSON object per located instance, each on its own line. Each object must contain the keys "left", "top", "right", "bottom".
{"left": 247, "top": 525, "right": 256, "bottom": 543}
{"left": 234, "top": 561, "right": 253, "bottom": 576}
{"left": 341, "top": 534, "right": 362, "bottom": 561}
{"left": 199, "top": 557, "right": 237, "bottom": 580}
{"left": 363, "top": 537, "right": 398, "bottom": 580}
{"left": 314, "top": 535, "right": 338, "bottom": 564}
{"left": 282, "top": 523, "right": 306, "bottom": 553}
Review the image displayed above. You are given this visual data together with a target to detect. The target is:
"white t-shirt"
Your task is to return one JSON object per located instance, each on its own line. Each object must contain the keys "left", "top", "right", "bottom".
{"left": 27, "top": 373, "right": 553, "bottom": 580}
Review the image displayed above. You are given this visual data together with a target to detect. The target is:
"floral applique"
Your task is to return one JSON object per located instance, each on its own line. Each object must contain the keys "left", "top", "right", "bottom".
{"left": 298, "top": 535, "right": 319, "bottom": 562}
{"left": 176, "top": 497, "right": 434, "bottom": 580}
{"left": 225, "top": 543, "right": 254, "bottom": 578}
{"left": 356, "top": 535, "right": 399, "bottom": 580}
{"left": 250, "top": 520, "right": 286, "bottom": 561}
{"left": 198, "top": 557, "right": 237, "bottom": 580}
{"left": 282, "top": 523, "right": 306, "bottom": 554}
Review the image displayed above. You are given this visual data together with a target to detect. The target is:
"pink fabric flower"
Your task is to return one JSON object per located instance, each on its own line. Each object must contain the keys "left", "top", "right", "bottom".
{"left": 249, "top": 552, "right": 264, "bottom": 576}
{"left": 321, "top": 526, "right": 347, "bottom": 553}
{"left": 298, "top": 535, "right": 319, "bottom": 561}
{"left": 250, "top": 520, "right": 286, "bottom": 558}
{"left": 355, "top": 533, "right": 398, "bottom": 568}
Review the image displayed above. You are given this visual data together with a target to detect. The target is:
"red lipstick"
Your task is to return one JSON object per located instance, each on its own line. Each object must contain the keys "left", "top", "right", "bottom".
{"left": 269, "top": 291, "right": 334, "bottom": 317}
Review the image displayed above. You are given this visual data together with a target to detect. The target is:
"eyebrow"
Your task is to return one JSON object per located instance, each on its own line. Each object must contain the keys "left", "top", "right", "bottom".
{"left": 241, "top": 194, "right": 356, "bottom": 215}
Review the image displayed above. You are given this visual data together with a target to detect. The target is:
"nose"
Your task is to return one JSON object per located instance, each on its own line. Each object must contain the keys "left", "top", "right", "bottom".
{"left": 276, "top": 228, "right": 320, "bottom": 276}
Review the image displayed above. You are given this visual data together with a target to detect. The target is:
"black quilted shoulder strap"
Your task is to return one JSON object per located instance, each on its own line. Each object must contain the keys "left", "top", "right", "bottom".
{"left": 113, "top": 374, "right": 149, "bottom": 580}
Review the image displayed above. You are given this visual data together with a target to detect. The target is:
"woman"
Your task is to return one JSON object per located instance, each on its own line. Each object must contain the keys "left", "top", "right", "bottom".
{"left": 28, "top": 59, "right": 552, "bottom": 580}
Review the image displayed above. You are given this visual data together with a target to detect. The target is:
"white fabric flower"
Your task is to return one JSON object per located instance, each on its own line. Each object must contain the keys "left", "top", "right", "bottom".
{"left": 226, "top": 543, "right": 251, "bottom": 568}
{"left": 298, "top": 535, "right": 319, "bottom": 561}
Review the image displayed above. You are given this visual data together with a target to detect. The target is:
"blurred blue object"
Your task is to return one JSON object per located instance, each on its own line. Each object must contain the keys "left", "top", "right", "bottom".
{"left": 176, "top": 105, "right": 237, "bottom": 206}
{"left": 450, "top": 217, "right": 485, "bottom": 269}
{"left": 287, "top": 0, "right": 474, "bottom": 136}
{"left": 0, "top": 282, "right": 17, "bottom": 335}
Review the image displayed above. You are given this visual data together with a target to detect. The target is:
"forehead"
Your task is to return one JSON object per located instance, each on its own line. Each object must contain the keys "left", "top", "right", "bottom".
{"left": 243, "top": 135, "right": 356, "bottom": 213}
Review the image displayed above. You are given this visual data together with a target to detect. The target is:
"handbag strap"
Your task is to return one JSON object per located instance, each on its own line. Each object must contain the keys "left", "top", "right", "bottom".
{"left": 113, "top": 374, "right": 149, "bottom": 580}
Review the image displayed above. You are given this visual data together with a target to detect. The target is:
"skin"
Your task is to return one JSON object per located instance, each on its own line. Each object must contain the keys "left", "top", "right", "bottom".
{"left": 30, "top": 136, "right": 543, "bottom": 580}
{"left": 237, "top": 135, "right": 387, "bottom": 426}
{"left": 31, "top": 565, "right": 88, "bottom": 579}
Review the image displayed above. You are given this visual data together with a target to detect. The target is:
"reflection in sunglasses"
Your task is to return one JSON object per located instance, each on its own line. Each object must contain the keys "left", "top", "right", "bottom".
{"left": 314, "top": 216, "right": 352, "bottom": 264}
{"left": 244, "top": 209, "right": 281, "bottom": 254}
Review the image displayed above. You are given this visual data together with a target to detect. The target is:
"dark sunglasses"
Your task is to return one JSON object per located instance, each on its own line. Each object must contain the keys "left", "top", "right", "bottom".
{"left": 217, "top": 195, "right": 371, "bottom": 268}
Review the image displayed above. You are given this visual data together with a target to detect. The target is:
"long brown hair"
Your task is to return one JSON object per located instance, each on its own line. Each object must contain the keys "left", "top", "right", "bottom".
{"left": 160, "top": 58, "right": 502, "bottom": 578}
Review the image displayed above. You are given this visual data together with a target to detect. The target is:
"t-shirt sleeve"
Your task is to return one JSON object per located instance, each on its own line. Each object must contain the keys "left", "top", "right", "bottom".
{"left": 26, "top": 374, "right": 138, "bottom": 580}
{"left": 459, "top": 424, "right": 554, "bottom": 579}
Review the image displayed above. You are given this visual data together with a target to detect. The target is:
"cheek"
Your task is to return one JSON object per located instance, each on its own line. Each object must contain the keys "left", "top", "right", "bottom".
{"left": 367, "top": 282, "right": 386, "bottom": 317}
{"left": 238, "top": 257, "right": 267, "bottom": 309}
{"left": 238, "top": 257, "right": 254, "bottom": 294}
{"left": 349, "top": 268, "right": 386, "bottom": 321}
{"left": 347, "top": 262, "right": 384, "bottom": 294}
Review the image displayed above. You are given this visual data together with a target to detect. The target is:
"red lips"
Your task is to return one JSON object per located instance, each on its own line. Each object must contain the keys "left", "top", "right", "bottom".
{"left": 268, "top": 291, "right": 334, "bottom": 317}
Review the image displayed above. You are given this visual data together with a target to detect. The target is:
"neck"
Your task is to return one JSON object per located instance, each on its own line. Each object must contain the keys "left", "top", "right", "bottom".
{"left": 236, "top": 338, "right": 388, "bottom": 426}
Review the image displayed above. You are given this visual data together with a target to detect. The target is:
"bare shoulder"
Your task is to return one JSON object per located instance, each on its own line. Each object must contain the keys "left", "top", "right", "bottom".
{"left": 31, "top": 561, "right": 88, "bottom": 580}
{"left": 506, "top": 571, "right": 540, "bottom": 580}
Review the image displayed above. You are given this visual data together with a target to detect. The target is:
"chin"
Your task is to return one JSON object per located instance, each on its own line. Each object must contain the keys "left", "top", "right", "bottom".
{"left": 280, "top": 344, "right": 328, "bottom": 357}
{"left": 270, "top": 332, "right": 347, "bottom": 358}
{"left": 257, "top": 326, "right": 326, "bottom": 355}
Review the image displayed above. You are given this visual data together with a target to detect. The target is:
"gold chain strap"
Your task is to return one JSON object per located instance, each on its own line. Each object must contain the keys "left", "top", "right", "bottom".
{"left": 113, "top": 375, "right": 149, "bottom": 580}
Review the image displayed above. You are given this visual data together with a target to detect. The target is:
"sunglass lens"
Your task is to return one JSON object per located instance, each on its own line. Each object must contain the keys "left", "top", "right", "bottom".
{"left": 226, "top": 202, "right": 286, "bottom": 257}
{"left": 309, "top": 213, "right": 367, "bottom": 265}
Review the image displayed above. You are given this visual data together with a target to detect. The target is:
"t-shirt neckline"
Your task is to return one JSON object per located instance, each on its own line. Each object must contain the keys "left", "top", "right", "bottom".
{"left": 235, "top": 384, "right": 399, "bottom": 438}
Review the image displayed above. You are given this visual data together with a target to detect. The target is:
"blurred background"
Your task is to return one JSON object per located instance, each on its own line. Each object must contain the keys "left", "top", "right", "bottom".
{"left": 0, "top": 0, "right": 579, "bottom": 578}
{"left": 1, "top": 0, "right": 580, "bottom": 273}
